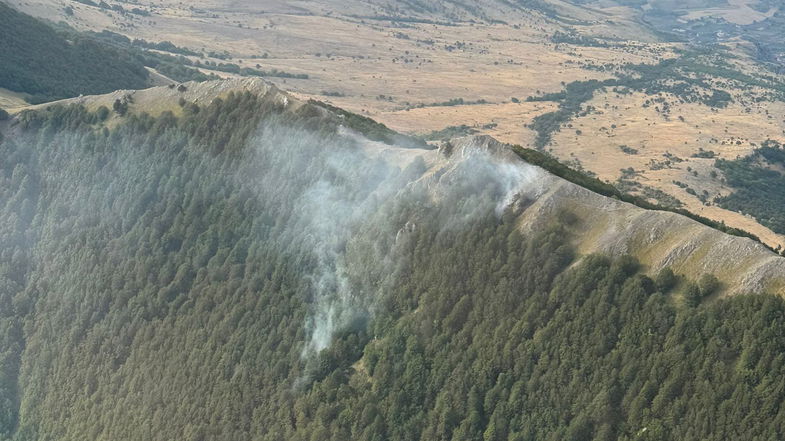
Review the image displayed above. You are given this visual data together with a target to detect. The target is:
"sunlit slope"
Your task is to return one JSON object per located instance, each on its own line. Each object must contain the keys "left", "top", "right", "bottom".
{"left": 445, "top": 136, "right": 785, "bottom": 296}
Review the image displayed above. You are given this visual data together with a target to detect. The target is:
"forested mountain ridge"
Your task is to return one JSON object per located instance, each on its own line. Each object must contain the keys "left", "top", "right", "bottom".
{"left": 3, "top": 79, "right": 785, "bottom": 440}
{"left": 15, "top": 77, "right": 783, "bottom": 295}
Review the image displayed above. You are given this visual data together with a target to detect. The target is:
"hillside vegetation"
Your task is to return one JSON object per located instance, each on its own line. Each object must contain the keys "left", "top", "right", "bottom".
{"left": 0, "top": 2, "right": 149, "bottom": 103}
{"left": 1, "top": 90, "right": 785, "bottom": 441}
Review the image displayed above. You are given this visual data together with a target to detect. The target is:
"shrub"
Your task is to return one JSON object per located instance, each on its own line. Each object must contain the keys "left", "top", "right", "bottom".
{"left": 655, "top": 267, "right": 677, "bottom": 293}
{"left": 698, "top": 274, "right": 720, "bottom": 297}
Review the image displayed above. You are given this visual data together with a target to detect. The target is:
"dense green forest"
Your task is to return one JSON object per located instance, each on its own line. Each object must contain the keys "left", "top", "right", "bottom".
{"left": 0, "top": 4, "right": 308, "bottom": 104}
{"left": 0, "top": 2, "right": 149, "bottom": 103}
{"left": 1, "top": 93, "right": 785, "bottom": 441}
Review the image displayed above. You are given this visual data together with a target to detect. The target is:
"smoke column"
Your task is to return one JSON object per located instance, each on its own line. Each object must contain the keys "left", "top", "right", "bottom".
{"left": 241, "top": 122, "right": 544, "bottom": 357}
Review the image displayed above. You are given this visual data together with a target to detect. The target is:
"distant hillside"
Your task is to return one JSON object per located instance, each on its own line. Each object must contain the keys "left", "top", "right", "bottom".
{"left": 0, "top": 2, "right": 151, "bottom": 103}
{"left": 307, "top": 0, "right": 608, "bottom": 24}
{"left": 2, "top": 80, "right": 785, "bottom": 440}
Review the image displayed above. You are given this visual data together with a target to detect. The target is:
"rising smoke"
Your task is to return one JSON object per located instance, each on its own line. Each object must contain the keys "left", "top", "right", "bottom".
{"left": 240, "top": 121, "right": 544, "bottom": 358}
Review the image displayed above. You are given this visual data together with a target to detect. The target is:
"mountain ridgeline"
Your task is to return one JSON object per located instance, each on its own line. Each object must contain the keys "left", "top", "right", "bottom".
{"left": 2, "top": 83, "right": 785, "bottom": 441}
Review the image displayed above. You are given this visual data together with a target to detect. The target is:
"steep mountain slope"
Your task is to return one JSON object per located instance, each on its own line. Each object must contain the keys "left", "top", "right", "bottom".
{"left": 0, "top": 2, "right": 149, "bottom": 103}
{"left": 3, "top": 79, "right": 785, "bottom": 440}
{"left": 15, "top": 77, "right": 785, "bottom": 297}
{"left": 452, "top": 135, "right": 785, "bottom": 295}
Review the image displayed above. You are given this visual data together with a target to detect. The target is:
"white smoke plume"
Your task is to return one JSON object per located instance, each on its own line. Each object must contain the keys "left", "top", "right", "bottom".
{"left": 240, "top": 122, "right": 545, "bottom": 358}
